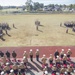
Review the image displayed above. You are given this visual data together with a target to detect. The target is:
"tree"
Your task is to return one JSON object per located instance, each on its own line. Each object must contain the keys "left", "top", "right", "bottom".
{"left": 25, "top": 0, "right": 33, "bottom": 11}
{"left": 33, "top": 2, "right": 40, "bottom": 10}
{"left": 33, "top": 2, "right": 44, "bottom": 11}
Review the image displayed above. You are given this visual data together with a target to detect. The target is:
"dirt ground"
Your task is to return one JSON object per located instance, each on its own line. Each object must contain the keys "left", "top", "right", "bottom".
{"left": 0, "top": 14, "right": 75, "bottom": 47}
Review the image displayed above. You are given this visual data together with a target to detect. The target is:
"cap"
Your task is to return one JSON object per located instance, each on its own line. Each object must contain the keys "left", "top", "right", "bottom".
{"left": 45, "top": 71, "right": 48, "bottom": 74}
{"left": 62, "top": 49, "right": 64, "bottom": 51}
{"left": 68, "top": 49, "right": 71, "bottom": 51}
{"left": 30, "top": 49, "right": 32, "bottom": 52}
{"left": 1, "top": 71, "right": 4, "bottom": 75}
{"left": 45, "top": 66, "right": 47, "bottom": 68}
{"left": 36, "top": 49, "right": 39, "bottom": 51}
{"left": 24, "top": 51, "right": 26, "bottom": 53}
{"left": 54, "top": 65, "right": 56, "bottom": 67}
{"left": 43, "top": 54, "right": 46, "bottom": 57}
{"left": 10, "top": 69, "right": 14, "bottom": 73}
{"left": 57, "top": 56, "right": 59, "bottom": 58}
{"left": 6, "top": 62, "right": 9, "bottom": 66}
{"left": 23, "top": 56, "right": 26, "bottom": 59}
{"left": 64, "top": 54, "right": 66, "bottom": 56}
{"left": 21, "top": 62, "right": 24, "bottom": 64}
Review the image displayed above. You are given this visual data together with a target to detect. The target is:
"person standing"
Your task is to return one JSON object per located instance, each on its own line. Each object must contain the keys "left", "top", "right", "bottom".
{"left": 0, "top": 51, "right": 4, "bottom": 57}
{"left": 67, "top": 49, "right": 72, "bottom": 61}
{"left": 1, "top": 55, "right": 6, "bottom": 65}
{"left": 35, "top": 49, "right": 39, "bottom": 61}
{"left": 22, "top": 56, "right": 28, "bottom": 68}
{"left": 23, "top": 51, "right": 28, "bottom": 58}
{"left": 12, "top": 51, "right": 17, "bottom": 62}
{"left": 41, "top": 54, "right": 47, "bottom": 68}
{"left": 54, "top": 50, "right": 59, "bottom": 59}
{"left": 19, "top": 62, "right": 26, "bottom": 75}
{"left": 29, "top": 49, "right": 33, "bottom": 62}
{"left": 3, "top": 63, "right": 10, "bottom": 75}
{"left": 5, "top": 51, "right": 10, "bottom": 61}
{"left": 12, "top": 63, "right": 19, "bottom": 75}
{"left": 66, "top": 28, "right": 68, "bottom": 33}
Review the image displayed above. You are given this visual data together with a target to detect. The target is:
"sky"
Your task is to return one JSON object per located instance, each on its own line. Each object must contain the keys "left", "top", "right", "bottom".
{"left": 0, "top": 0, "right": 75, "bottom": 6}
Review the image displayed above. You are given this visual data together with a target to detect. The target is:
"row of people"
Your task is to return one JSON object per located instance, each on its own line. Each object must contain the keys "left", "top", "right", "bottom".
{"left": 0, "top": 48, "right": 73, "bottom": 75}
{"left": 0, "top": 48, "right": 72, "bottom": 62}
{"left": 0, "top": 62, "right": 26, "bottom": 75}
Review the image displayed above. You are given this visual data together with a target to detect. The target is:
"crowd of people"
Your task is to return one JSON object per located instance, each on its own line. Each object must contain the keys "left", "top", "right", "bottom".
{"left": 0, "top": 49, "right": 75, "bottom": 75}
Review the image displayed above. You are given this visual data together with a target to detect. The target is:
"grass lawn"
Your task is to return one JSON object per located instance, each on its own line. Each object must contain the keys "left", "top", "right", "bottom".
{"left": 0, "top": 14, "right": 75, "bottom": 47}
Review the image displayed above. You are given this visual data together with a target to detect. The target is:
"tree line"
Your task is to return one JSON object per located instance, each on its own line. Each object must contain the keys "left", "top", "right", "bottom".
{"left": 0, "top": 3, "right": 75, "bottom": 11}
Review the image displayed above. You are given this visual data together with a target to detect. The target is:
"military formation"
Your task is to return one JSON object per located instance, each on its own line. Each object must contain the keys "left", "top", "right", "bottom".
{"left": 0, "top": 23, "right": 11, "bottom": 40}
{"left": 0, "top": 49, "right": 75, "bottom": 75}
{"left": 64, "top": 21, "right": 75, "bottom": 32}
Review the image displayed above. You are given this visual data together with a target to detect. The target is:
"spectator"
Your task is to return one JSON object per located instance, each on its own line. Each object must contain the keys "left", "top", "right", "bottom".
{"left": 35, "top": 49, "right": 39, "bottom": 61}
{"left": 0, "top": 51, "right": 4, "bottom": 57}
{"left": 5, "top": 51, "right": 10, "bottom": 61}
{"left": 54, "top": 50, "right": 59, "bottom": 58}
{"left": 12, "top": 51, "right": 17, "bottom": 62}
{"left": 29, "top": 49, "right": 33, "bottom": 62}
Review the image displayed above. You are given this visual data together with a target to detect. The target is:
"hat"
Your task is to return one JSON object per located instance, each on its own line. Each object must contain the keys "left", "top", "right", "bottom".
{"left": 36, "top": 49, "right": 39, "bottom": 51}
{"left": 57, "top": 56, "right": 59, "bottom": 58}
{"left": 43, "top": 54, "right": 46, "bottom": 57}
{"left": 6, "top": 62, "right": 9, "bottom": 66}
{"left": 65, "top": 71, "right": 67, "bottom": 74}
{"left": 1, "top": 71, "right": 4, "bottom": 75}
{"left": 23, "top": 56, "right": 26, "bottom": 59}
{"left": 54, "top": 65, "right": 56, "bottom": 67}
{"left": 21, "top": 62, "right": 24, "bottom": 64}
{"left": 45, "top": 66, "right": 47, "bottom": 68}
{"left": 45, "top": 71, "right": 48, "bottom": 74}
{"left": 62, "top": 49, "right": 64, "bottom": 51}
{"left": 10, "top": 69, "right": 14, "bottom": 73}
{"left": 68, "top": 49, "right": 71, "bottom": 51}
{"left": 64, "top": 54, "right": 66, "bottom": 56}
{"left": 30, "top": 49, "right": 32, "bottom": 52}
{"left": 24, "top": 51, "right": 26, "bottom": 53}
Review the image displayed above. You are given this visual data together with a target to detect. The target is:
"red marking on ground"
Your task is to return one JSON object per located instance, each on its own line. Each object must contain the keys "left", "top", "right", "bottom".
{"left": 0, "top": 46, "right": 75, "bottom": 58}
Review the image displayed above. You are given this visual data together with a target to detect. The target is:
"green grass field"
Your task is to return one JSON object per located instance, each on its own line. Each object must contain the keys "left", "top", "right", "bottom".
{"left": 0, "top": 14, "right": 75, "bottom": 47}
